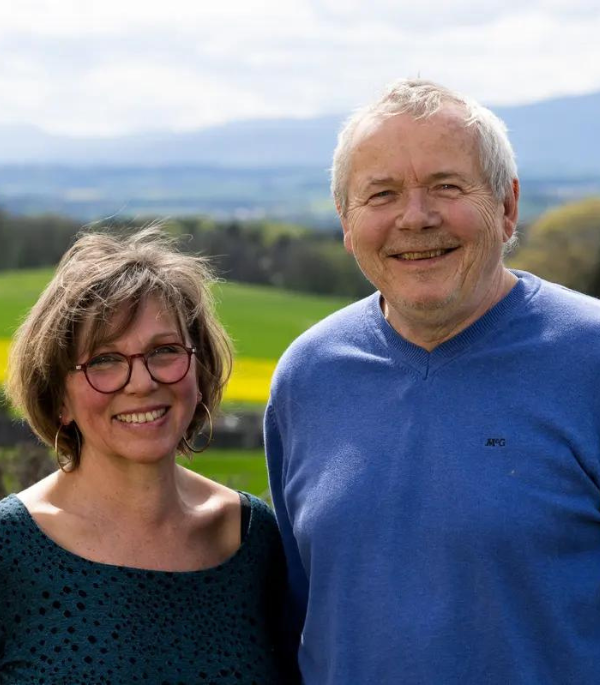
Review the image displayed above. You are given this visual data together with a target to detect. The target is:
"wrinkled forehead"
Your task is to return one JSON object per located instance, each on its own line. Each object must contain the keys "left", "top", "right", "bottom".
{"left": 347, "top": 105, "right": 481, "bottom": 184}
{"left": 351, "top": 104, "right": 475, "bottom": 154}
{"left": 75, "top": 293, "right": 186, "bottom": 357}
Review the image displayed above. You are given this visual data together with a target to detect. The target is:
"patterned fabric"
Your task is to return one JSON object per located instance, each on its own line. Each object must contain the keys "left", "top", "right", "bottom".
{"left": 0, "top": 492, "right": 295, "bottom": 684}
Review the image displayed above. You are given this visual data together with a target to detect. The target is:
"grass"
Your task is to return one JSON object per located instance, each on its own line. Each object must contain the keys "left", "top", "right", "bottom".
{"left": 0, "top": 268, "right": 55, "bottom": 337}
{"left": 214, "top": 281, "right": 350, "bottom": 359}
{"left": 180, "top": 449, "right": 270, "bottom": 501}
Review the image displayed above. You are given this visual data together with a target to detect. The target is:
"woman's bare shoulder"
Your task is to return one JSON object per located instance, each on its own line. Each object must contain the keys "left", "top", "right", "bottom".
{"left": 177, "top": 464, "right": 241, "bottom": 513}
{"left": 17, "top": 471, "right": 63, "bottom": 514}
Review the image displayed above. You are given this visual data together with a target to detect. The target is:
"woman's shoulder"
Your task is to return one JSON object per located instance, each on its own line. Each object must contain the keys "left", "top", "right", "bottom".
{"left": 0, "top": 494, "right": 37, "bottom": 572}
{"left": 0, "top": 492, "right": 22, "bottom": 516}
{"left": 244, "top": 492, "right": 278, "bottom": 529}
{"left": 240, "top": 493, "right": 285, "bottom": 565}
{"left": 0, "top": 493, "right": 30, "bottom": 526}
{"left": 180, "top": 467, "right": 278, "bottom": 534}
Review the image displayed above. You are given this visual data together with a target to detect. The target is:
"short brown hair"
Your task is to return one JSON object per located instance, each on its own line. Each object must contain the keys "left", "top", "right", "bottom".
{"left": 5, "top": 225, "right": 232, "bottom": 469}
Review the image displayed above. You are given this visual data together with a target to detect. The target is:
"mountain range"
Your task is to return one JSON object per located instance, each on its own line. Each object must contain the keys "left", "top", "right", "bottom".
{"left": 0, "top": 90, "right": 599, "bottom": 175}
{"left": 0, "top": 90, "right": 599, "bottom": 225}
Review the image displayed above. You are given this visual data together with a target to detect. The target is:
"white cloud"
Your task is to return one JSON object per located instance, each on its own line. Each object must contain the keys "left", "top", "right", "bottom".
{"left": 48, "top": 64, "right": 278, "bottom": 135}
{"left": 0, "top": 0, "right": 312, "bottom": 36}
{"left": 0, "top": 0, "right": 598, "bottom": 135}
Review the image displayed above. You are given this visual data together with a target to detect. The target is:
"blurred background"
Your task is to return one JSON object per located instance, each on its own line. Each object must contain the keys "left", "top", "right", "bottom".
{"left": 2, "top": 0, "right": 600, "bottom": 498}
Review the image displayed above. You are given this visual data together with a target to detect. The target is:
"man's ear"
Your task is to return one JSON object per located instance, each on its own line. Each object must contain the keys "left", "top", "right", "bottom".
{"left": 337, "top": 204, "right": 354, "bottom": 255}
{"left": 502, "top": 178, "right": 520, "bottom": 243}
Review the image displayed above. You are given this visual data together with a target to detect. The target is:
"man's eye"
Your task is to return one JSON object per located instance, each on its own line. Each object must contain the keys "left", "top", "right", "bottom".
{"left": 436, "top": 184, "right": 460, "bottom": 192}
{"left": 369, "top": 190, "right": 394, "bottom": 202}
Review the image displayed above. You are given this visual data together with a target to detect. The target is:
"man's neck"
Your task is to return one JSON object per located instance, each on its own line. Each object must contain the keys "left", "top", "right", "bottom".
{"left": 383, "top": 269, "right": 518, "bottom": 352}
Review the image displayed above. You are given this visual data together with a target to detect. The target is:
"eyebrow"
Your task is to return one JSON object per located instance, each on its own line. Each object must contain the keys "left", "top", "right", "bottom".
{"left": 362, "top": 176, "right": 397, "bottom": 189}
{"left": 427, "top": 171, "right": 469, "bottom": 183}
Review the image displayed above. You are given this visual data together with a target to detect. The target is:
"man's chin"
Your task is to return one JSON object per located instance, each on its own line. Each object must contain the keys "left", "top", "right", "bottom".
{"left": 389, "top": 290, "right": 458, "bottom": 314}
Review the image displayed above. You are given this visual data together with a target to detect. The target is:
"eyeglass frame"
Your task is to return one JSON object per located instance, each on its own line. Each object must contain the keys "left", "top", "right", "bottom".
{"left": 72, "top": 344, "right": 198, "bottom": 394}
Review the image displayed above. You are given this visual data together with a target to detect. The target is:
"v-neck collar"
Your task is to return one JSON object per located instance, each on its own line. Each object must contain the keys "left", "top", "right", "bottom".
{"left": 364, "top": 271, "right": 541, "bottom": 378}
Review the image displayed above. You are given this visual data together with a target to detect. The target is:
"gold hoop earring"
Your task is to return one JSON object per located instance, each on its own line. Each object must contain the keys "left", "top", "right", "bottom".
{"left": 54, "top": 423, "right": 62, "bottom": 456}
{"left": 54, "top": 422, "right": 81, "bottom": 471}
{"left": 183, "top": 401, "right": 213, "bottom": 454}
{"left": 54, "top": 423, "right": 69, "bottom": 471}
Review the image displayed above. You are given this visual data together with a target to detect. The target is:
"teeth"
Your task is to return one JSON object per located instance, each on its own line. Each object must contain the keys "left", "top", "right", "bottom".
{"left": 399, "top": 249, "right": 448, "bottom": 260}
{"left": 115, "top": 408, "right": 167, "bottom": 424}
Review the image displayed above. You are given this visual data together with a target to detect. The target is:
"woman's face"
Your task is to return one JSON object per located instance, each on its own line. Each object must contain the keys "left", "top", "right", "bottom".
{"left": 61, "top": 296, "right": 199, "bottom": 467}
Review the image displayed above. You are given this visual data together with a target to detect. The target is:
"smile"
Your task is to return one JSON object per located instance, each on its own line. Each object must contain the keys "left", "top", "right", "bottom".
{"left": 114, "top": 408, "right": 168, "bottom": 424}
{"left": 396, "top": 248, "right": 455, "bottom": 261}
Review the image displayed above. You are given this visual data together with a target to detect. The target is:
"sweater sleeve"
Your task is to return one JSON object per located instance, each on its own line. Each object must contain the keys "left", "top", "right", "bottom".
{"left": 264, "top": 401, "right": 308, "bottom": 651}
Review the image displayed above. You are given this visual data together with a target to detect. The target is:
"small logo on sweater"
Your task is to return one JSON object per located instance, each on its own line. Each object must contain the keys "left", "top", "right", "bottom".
{"left": 485, "top": 438, "right": 506, "bottom": 447}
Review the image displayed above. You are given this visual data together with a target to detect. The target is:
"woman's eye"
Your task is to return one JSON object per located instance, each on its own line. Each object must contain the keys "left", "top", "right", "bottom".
{"left": 88, "top": 354, "right": 123, "bottom": 367}
{"left": 150, "top": 345, "right": 186, "bottom": 360}
{"left": 153, "top": 344, "right": 181, "bottom": 355}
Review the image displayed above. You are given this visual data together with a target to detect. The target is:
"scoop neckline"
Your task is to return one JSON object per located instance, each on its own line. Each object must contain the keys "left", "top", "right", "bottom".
{"left": 7, "top": 491, "right": 256, "bottom": 576}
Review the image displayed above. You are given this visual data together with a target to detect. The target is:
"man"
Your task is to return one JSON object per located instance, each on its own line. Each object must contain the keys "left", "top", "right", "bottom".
{"left": 265, "top": 79, "right": 600, "bottom": 684}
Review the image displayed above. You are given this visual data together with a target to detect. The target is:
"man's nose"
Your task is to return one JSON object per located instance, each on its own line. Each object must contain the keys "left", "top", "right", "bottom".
{"left": 395, "top": 189, "right": 441, "bottom": 231}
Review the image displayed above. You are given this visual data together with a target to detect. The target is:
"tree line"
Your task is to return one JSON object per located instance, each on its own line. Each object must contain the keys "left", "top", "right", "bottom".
{"left": 0, "top": 210, "right": 373, "bottom": 299}
{"left": 2, "top": 195, "right": 600, "bottom": 299}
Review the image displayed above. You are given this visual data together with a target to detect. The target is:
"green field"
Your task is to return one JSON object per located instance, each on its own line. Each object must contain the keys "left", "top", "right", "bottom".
{"left": 0, "top": 268, "right": 56, "bottom": 337}
{"left": 215, "top": 281, "right": 350, "bottom": 358}
{"left": 181, "top": 450, "right": 271, "bottom": 501}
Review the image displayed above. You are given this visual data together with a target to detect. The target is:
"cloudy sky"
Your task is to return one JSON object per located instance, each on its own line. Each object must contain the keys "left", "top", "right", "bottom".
{"left": 1, "top": 0, "right": 599, "bottom": 137}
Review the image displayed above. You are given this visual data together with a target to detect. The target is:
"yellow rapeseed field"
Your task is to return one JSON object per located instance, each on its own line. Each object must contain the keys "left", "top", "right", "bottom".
{"left": 225, "top": 357, "right": 276, "bottom": 403}
{"left": 0, "top": 338, "right": 274, "bottom": 404}
{"left": 0, "top": 339, "right": 9, "bottom": 387}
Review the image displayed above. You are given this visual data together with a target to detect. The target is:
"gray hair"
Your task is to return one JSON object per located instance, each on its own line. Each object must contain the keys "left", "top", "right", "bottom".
{"left": 331, "top": 78, "right": 518, "bottom": 218}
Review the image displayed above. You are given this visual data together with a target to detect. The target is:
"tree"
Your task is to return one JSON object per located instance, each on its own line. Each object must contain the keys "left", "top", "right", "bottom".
{"left": 509, "top": 196, "right": 600, "bottom": 296}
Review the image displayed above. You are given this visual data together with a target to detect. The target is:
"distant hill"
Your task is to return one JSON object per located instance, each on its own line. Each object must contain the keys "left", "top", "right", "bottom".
{"left": 493, "top": 91, "right": 600, "bottom": 178}
{"left": 0, "top": 116, "right": 344, "bottom": 168}
{"left": 0, "top": 90, "right": 599, "bottom": 225}
{"left": 0, "top": 91, "right": 600, "bottom": 175}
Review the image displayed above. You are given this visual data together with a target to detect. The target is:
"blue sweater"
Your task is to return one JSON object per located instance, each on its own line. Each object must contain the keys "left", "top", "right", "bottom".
{"left": 265, "top": 271, "right": 600, "bottom": 685}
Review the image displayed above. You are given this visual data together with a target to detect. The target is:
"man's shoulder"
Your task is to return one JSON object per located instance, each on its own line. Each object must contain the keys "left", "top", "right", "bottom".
{"left": 270, "top": 293, "right": 376, "bottom": 387}
{"left": 281, "top": 293, "right": 374, "bottom": 356}
{"left": 532, "top": 273, "right": 600, "bottom": 326}
{"left": 511, "top": 273, "right": 600, "bottom": 366}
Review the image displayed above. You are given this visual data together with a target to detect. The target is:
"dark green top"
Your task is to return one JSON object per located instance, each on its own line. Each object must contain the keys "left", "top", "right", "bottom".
{"left": 0, "top": 493, "right": 296, "bottom": 684}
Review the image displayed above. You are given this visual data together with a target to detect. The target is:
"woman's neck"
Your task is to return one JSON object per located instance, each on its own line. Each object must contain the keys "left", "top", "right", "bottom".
{"left": 53, "top": 452, "right": 201, "bottom": 529}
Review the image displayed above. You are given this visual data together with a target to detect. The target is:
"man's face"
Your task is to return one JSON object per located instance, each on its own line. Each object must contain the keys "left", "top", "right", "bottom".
{"left": 340, "top": 106, "right": 518, "bottom": 333}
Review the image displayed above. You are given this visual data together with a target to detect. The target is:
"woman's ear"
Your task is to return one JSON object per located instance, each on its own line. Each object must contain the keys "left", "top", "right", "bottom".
{"left": 60, "top": 400, "right": 74, "bottom": 425}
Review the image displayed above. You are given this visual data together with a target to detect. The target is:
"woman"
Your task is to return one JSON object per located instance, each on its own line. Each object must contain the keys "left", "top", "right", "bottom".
{"left": 1, "top": 227, "right": 297, "bottom": 684}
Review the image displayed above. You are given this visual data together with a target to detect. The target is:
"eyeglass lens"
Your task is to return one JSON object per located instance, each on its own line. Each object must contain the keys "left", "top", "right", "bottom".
{"left": 85, "top": 346, "right": 191, "bottom": 392}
